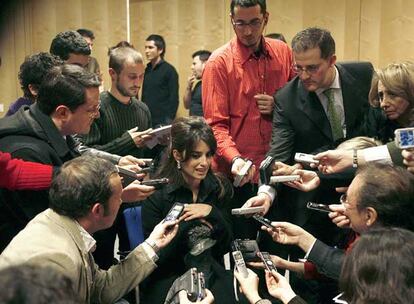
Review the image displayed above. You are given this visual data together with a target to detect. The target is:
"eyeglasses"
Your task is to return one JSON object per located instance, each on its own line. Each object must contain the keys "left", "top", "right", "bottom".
{"left": 292, "top": 63, "right": 322, "bottom": 75}
{"left": 340, "top": 193, "right": 358, "bottom": 210}
{"left": 232, "top": 18, "right": 264, "bottom": 30}
{"left": 86, "top": 101, "right": 101, "bottom": 118}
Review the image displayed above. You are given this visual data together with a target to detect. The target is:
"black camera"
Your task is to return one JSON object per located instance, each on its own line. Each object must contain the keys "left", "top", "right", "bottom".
{"left": 165, "top": 268, "right": 206, "bottom": 304}
{"left": 259, "top": 156, "right": 275, "bottom": 185}
{"left": 231, "top": 239, "right": 261, "bottom": 262}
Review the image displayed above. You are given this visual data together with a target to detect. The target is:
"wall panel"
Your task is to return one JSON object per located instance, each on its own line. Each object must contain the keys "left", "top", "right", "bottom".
{"left": 3, "top": 0, "right": 414, "bottom": 116}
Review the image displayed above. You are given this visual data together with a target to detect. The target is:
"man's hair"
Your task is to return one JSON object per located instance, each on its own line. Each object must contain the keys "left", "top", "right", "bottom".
{"left": 76, "top": 28, "right": 95, "bottom": 40}
{"left": 109, "top": 46, "right": 143, "bottom": 74}
{"left": 18, "top": 52, "right": 63, "bottom": 100}
{"left": 265, "top": 33, "right": 286, "bottom": 43}
{"left": 355, "top": 163, "right": 414, "bottom": 231}
{"left": 192, "top": 50, "right": 211, "bottom": 63}
{"left": 340, "top": 228, "right": 414, "bottom": 303}
{"left": 291, "top": 27, "right": 335, "bottom": 59}
{"left": 37, "top": 64, "right": 100, "bottom": 115}
{"left": 146, "top": 34, "right": 166, "bottom": 58}
{"left": 0, "top": 264, "right": 80, "bottom": 303}
{"left": 108, "top": 41, "right": 135, "bottom": 56}
{"left": 230, "top": 0, "right": 266, "bottom": 15}
{"left": 50, "top": 30, "right": 91, "bottom": 60}
{"left": 49, "top": 155, "right": 118, "bottom": 219}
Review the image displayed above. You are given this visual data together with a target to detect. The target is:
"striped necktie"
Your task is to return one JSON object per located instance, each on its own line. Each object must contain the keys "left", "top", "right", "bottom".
{"left": 323, "top": 88, "right": 343, "bottom": 141}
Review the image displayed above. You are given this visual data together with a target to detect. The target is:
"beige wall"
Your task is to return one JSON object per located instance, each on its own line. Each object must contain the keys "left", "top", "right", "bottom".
{"left": 2, "top": 0, "right": 414, "bottom": 116}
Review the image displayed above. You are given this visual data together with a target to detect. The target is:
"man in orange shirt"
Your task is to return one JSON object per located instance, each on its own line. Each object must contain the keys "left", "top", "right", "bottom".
{"left": 202, "top": 0, "right": 294, "bottom": 238}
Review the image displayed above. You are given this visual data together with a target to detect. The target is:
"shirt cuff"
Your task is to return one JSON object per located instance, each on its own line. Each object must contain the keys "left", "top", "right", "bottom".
{"left": 362, "top": 145, "right": 392, "bottom": 164}
{"left": 258, "top": 185, "right": 276, "bottom": 203}
{"left": 303, "top": 238, "right": 317, "bottom": 260}
{"left": 141, "top": 241, "right": 159, "bottom": 263}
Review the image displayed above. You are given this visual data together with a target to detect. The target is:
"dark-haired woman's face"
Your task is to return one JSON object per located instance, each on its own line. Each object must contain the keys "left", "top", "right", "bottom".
{"left": 179, "top": 140, "right": 213, "bottom": 185}
{"left": 378, "top": 80, "right": 410, "bottom": 121}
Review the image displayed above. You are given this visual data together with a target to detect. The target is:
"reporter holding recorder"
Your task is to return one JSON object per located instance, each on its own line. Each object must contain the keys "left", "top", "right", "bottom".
{"left": 0, "top": 155, "right": 179, "bottom": 304}
{"left": 141, "top": 117, "right": 235, "bottom": 304}
{"left": 253, "top": 163, "right": 414, "bottom": 281}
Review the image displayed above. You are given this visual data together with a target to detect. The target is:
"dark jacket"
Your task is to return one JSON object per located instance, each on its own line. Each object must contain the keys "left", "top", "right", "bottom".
{"left": 141, "top": 172, "right": 234, "bottom": 304}
{"left": 0, "top": 104, "right": 80, "bottom": 251}
{"left": 268, "top": 62, "right": 374, "bottom": 164}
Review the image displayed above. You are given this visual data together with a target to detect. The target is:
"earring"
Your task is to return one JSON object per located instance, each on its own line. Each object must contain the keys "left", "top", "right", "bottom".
{"left": 176, "top": 160, "right": 181, "bottom": 170}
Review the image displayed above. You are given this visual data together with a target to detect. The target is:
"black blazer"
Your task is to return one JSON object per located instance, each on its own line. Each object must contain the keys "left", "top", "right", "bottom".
{"left": 267, "top": 62, "right": 374, "bottom": 164}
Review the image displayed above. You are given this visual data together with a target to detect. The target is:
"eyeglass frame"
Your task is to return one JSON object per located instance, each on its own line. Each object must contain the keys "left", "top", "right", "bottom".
{"left": 292, "top": 63, "right": 323, "bottom": 75}
{"left": 85, "top": 101, "right": 101, "bottom": 118}
{"left": 231, "top": 17, "right": 265, "bottom": 30}
{"left": 340, "top": 193, "right": 358, "bottom": 211}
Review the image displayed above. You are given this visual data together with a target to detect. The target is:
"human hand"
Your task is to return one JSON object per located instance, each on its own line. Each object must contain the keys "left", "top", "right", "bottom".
{"left": 147, "top": 219, "right": 179, "bottom": 250}
{"left": 328, "top": 204, "right": 350, "bottom": 228}
{"left": 254, "top": 94, "right": 275, "bottom": 115}
{"left": 402, "top": 149, "right": 414, "bottom": 173}
{"left": 243, "top": 193, "right": 272, "bottom": 216}
{"left": 187, "top": 75, "right": 196, "bottom": 89}
{"left": 233, "top": 268, "right": 262, "bottom": 304}
{"left": 231, "top": 158, "right": 255, "bottom": 187}
{"left": 265, "top": 270, "right": 297, "bottom": 304}
{"left": 180, "top": 203, "right": 212, "bottom": 221}
{"left": 284, "top": 169, "right": 320, "bottom": 192}
{"left": 314, "top": 150, "right": 353, "bottom": 174}
{"left": 127, "top": 127, "right": 153, "bottom": 148}
{"left": 272, "top": 161, "right": 302, "bottom": 176}
{"left": 249, "top": 254, "right": 285, "bottom": 270}
{"left": 119, "top": 155, "right": 144, "bottom": 167}
{"left": 178, "top": 289, "right": 214, "bottom": 303}
{"left": 263, "top": 222, "right": 316, "bottom": 252}
{"left": 121, "top": 181, "right": 156, "bottom": 202}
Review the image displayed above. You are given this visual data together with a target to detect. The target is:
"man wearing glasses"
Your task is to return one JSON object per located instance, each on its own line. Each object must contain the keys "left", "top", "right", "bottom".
{"left": 251, "top": 27, "right": 374, "bottom": 232}
{"left": 0, "top": 64, "right": 101, "bottom": 251}
{"left": 260, "top": 163, "right": 414, "bottom": 280}
{"left": 202, "top": 0, "right": 294, "bottom": 239}
{"left": 245, "top": 27, "right": 373, "bottom": 301}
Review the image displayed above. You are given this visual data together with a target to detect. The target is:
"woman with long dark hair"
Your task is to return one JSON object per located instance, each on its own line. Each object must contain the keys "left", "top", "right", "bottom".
{"left": 141, "top": 116, "right": 235, "bottom": 304}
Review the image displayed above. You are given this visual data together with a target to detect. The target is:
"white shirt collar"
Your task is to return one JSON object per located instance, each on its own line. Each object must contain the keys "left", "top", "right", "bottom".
{"left": 316, "top": 65, "right": 340, "bottom": 95}
{"left": 75, "top": 221, "right": 97, "bottom": 253}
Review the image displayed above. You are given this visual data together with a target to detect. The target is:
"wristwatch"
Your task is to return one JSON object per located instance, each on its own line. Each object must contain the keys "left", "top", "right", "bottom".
{"left": 352, "top": 149, "right": 358, "bottom": 168}
{"left": 145, "top": 239, "right": 159, "bottom": 253}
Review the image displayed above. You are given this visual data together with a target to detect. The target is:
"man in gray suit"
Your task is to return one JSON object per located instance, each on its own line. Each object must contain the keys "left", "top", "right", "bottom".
{"left": 0, "top": 155, "right": 178, "bottom": 304}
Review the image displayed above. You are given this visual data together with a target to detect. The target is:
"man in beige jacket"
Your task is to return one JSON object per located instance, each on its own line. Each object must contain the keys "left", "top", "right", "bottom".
{"left": 0, "top": 155, "right": 178, "bottom": 304}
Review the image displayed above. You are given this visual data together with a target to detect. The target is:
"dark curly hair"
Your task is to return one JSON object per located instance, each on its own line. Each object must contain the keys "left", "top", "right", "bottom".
{"left": 18, "top": 52, "right": 63, "bottom": 100}
{"left": 50, "top": 30, "right": 91, "bottom": 61}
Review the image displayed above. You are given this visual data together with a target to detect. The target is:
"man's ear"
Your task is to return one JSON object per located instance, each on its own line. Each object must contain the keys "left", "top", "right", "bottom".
{"left": 365, "top": 207, "right": 378, "bottom": 227}
{"left": 109, "top": 68, "right": 117, "bottom": 81}
{"left": 54, "top": 105, "right": 71, "bottom": 120}
{"left": 28, "top": 84, "right": 38, "bottom": 97}
{"left": 329, "top": 54, "right": 337, "bottom": 66}
{"left": 91, "top": 202, "right": 104, "bottom": 218}
{"left": 263, "top": 12, "right": 269, "bottom": 26}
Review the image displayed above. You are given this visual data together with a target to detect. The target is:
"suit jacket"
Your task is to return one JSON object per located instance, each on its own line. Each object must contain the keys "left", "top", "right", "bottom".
{"left": 268, "top": 62, "right": 374, "bottom": 164}
{"left": 307, "top": 239, "right": 345, "bottom": 280}
{"left": 0, "top": 209, "right": 157, "bottom": 304}
{"left": 265, "top": 62, "right": 373, "bottom": 241}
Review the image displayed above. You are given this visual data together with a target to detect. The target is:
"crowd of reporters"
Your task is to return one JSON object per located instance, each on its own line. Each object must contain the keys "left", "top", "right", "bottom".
{"left": 1, "top": 0, "right": 414, "bottom": 303}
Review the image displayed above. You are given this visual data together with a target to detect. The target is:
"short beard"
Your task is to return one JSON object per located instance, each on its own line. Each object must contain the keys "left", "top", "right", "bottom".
{"left": 116, "top": 79, "right": 135, "bottom": 98}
